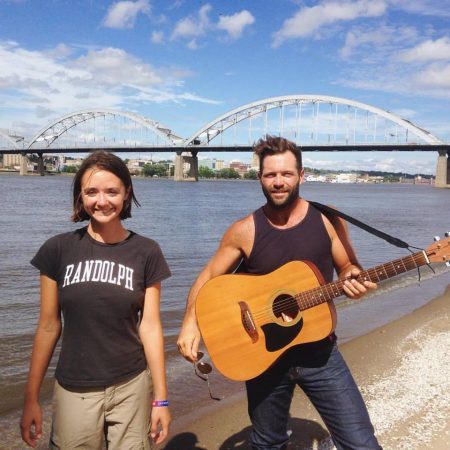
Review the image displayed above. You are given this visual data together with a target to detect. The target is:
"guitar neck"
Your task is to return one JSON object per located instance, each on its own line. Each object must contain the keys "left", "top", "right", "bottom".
{"left": 296, "top": 250, "right": 429, "bottom": 310}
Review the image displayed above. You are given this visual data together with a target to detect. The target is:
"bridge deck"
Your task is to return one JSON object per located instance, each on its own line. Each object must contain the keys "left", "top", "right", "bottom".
{"left": 1, "top": 144, "right": 450, "bottom": 155}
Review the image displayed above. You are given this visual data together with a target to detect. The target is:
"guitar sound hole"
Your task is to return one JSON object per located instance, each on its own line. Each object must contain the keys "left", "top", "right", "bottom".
{"left": 273, "top": 294, "right": 299, "bottom": 323}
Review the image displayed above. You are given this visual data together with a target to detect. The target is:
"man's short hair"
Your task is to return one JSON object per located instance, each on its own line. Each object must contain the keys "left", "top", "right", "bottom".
{"left": 253, "top": 135, "right": 302, "bottom": 172}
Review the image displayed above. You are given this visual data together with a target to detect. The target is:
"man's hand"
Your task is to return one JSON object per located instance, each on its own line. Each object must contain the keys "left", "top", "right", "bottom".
{"left": 342, "top": 267, "right": 377, "bottom": 300}
{"left": 177, "top": 316, "right": 201, "bottom": 362}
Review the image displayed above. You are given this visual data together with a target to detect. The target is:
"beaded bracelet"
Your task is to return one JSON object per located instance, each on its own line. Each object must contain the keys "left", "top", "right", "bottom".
{"left": 152, "top": 400, "right": 169, "bottom": 407}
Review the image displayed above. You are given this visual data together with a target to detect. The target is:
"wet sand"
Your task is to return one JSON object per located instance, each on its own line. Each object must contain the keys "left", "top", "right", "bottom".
{"left": 2, "top": 286, "right": 449, "bottom": 450}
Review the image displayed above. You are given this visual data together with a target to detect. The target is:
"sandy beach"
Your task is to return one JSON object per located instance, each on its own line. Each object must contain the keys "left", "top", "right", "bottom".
{"left": 2, "top": 285, "right": 449, "bottom": 450}
{"left": 160, "top": 285, "right": 450, "bottom": 450}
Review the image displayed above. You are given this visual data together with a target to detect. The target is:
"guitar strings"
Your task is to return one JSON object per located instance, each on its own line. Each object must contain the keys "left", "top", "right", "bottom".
{"left": 249, "top": 279, "right": 346, "bottom": 322}
{"left": 248, "top": 251, "right": 425, "bottom": 323}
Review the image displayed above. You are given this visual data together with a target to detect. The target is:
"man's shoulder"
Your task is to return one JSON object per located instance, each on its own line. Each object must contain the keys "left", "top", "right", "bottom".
{"left": 225, "top": 213, "right": 255, "bottom": 250}
{"left": 230, "top": 212, "right": 254, "bottom": 233}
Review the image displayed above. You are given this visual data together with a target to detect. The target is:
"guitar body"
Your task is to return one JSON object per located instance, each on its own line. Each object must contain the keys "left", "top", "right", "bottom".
{"left": 196, "top": 261, "right": 335, "bottom": 381}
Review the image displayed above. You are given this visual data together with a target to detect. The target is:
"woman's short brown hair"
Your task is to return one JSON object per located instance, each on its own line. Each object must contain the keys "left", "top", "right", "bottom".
{"left": 71, "top": 150, "right": 140, "bottom": 222}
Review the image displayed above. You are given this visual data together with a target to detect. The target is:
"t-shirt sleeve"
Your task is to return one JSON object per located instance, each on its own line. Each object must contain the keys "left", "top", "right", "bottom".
{"left": 30, "top": 235, "right": 61, "bottom": 281}
{"left": 144, "top": 242, "right": 171, "bottom": 288}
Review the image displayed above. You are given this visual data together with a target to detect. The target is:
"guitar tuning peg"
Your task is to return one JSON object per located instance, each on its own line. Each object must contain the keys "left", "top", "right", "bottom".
{"left": 434, "top": 236, "right": 441, "bottom": 242}
{"left": 445, "top": 232, "right": 450, "bottom": 238}
{"left": 446, "top": 262, "right": 450, "bottom": 267}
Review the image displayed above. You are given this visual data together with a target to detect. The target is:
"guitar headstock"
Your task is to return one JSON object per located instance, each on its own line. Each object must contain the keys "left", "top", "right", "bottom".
{"left": 426, "top": 233, "right": 450, "bottom": 266}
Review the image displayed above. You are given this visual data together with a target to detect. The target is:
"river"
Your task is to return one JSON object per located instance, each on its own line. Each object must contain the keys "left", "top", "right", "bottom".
{"left": 1, "top": 173, "right": 449, "bottom": 437}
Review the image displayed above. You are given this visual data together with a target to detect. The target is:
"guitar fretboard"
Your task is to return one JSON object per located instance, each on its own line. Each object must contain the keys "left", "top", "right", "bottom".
{"left": 295, "top": 250, "right": 428, "bottom": 311}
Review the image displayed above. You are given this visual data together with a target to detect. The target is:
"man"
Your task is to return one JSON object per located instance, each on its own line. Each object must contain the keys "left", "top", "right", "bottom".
{"left": 178, "top": 135, "right": 381, "bottom": 450}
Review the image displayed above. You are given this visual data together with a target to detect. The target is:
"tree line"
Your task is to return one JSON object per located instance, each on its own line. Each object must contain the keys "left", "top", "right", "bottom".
{"left": 198, "top": 166, "right": 258, "bottom": 180}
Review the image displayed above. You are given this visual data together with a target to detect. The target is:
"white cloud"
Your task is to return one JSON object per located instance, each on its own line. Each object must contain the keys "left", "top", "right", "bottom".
{"left": 0, "top": 41, "right": 218, "bottom": 132}
{"left": 217, "top": 10, "right": 255, "bottom": 39}
{"left": 151, "top": 30, "right": 164, "bottom": 44}
{"left": 171, "top": 4, "right": 212, "bottom": 40}
{"left": 340, "top": 25, "right": 417, "bottom": 59}
{"left": 414, "top": 63, "right": 450, "bottom": 89}
{"left": 340, "top": 29, "right": 387, "bottom": 59}
{"left": 74, "top": 47, "right": 162, "bottom": 86}
{"left": 273, "top": 0, "right": 387, "bottom": 47}
{"left": 339, "top": 65, "right": 450, "bottom": 102}
{"left": 168, "top": 0, "right": 184, "bottom": 10}
{"left": 103, "top": 0, "right": 151, "bottom": 30}
{"left": 400, "top": 37, "right": 450, "bottom": 62}
{"left": 187, "top": 39, "right": 199, "bottom": 50}
{"left": 336, "top": 24, "right": 450, "bottom": 100}
{"left": 170, "top": 4, "right": 253, "bottom": 47}
{"left": 43, "top": 43, "right": 74, "bottom": 59}
{"left": 388, "top": 0, "right": 450, "bottom": 17}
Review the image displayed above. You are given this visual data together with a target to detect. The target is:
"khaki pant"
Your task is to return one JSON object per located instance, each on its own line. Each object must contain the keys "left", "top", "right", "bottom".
{"left": 50, "top": 369, "right": 152, "bottom": 449}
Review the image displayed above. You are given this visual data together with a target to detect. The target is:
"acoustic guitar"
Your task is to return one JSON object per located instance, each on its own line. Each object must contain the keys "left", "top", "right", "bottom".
{"left": 196, "top": 236, "right": 450, "bottom": 381}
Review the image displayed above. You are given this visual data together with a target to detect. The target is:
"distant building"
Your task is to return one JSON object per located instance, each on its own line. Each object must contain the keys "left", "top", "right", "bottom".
{"left": 126, "top": 159, "right": 148, "bottom": 175}
{"left": 215, "top": 159, "right": 226, "bottom": 170}
{"left": 2, "top": 154, "right": 21, "bottom": 168}
{"left": 414, "top": 175, "right": 434, "bottom": 185}
{"left": 64, "top": 157, "right": 84, "bottom": 168}
{"left": 305, "top": 173, "right": 326, "bottom": 182}
{"left": 230, "top": 160, "right": 251, "bottom": 177}
{"left": 199, "top": 158, "right": 215, "bottom": 169}
{"left": 359, "top": 173, "right": 370, "bottom": 183}
{"left": 251, "top": 153, "right": 259, "bottom": 170}
{"left": 336, "top": 173, "right": 357, "bottom": 183}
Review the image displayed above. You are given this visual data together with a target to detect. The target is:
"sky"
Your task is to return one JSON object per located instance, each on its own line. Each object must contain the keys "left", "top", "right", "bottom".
{"left": 0, "top": 0, "right": 449, "bottom": 175}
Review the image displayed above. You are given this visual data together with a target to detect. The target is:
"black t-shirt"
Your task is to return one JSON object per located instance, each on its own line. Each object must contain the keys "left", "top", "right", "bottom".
{"left": 31, "top": 227, "right": 171, "bottom": 387}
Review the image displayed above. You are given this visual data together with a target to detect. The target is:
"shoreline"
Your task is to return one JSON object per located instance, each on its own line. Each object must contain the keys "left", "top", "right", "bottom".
{"left": 1, "top": 285, "right": 449, "bottom": 449}
{"left": 0, "top": 171, "right": 438, "bottom": 186}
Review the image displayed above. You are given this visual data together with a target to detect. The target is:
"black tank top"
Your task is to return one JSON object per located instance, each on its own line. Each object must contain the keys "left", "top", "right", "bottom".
{"left": 245, "top": 203, "right": 334, "bottom": 283}
{"left": 244, "top": 203, "right": 336, "bottom": 370}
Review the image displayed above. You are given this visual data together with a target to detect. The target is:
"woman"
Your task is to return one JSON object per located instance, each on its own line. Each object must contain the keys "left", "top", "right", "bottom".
{"left": 20, "top": 151, "right": 171, "bottom": 449}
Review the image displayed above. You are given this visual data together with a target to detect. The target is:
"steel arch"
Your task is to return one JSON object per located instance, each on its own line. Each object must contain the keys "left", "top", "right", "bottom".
{"left": 184, "top": 95, "right": 443, "bottom": 146}
{"left": 0, "top": 130, "right": 25, "bottom": 150}
{"left": 28, "top": 108, "right": 183, "bottom": 149}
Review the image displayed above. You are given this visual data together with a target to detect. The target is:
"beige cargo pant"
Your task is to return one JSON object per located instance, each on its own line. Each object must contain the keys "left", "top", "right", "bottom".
{"left": 49, "top": 369, "right": 152, "bottom": 449}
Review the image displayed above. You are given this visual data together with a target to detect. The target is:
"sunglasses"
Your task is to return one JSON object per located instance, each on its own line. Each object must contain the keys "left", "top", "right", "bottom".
{"left": 194, "top": 352, "right": 221, "bottom": 401}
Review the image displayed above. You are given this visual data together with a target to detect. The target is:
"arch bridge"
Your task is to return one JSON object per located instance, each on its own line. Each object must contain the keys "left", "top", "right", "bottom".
{"left": 1, "top": 96, "right": 448, "bottom": 187}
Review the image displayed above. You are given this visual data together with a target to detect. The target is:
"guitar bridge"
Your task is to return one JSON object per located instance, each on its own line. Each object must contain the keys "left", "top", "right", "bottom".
{"left": 239, "top": 301, "right": 258, "bottom": 343}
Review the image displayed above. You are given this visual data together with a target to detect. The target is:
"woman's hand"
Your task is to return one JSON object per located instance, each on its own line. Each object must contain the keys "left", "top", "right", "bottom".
{"left": 20, "top": 399, "right": 42, "bottom": 448}
{"left": 150, "top": 405, "right": 171, "bottom": 445}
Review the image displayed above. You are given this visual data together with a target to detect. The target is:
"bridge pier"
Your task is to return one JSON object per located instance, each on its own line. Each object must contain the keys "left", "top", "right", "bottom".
{"left": 174, "top": 150, "right": 198, "bottom": 181}
{"left": 19, "top": 153, "right": 28, "bottom": 175}
{"left": 37, "top": 153, "right": 45, "bottom": 176}
{"left": 174, "top": 151, "right": 183, "bottom": 181}
{"left": 435, "top": 149, "right": 450, "bottom": 188}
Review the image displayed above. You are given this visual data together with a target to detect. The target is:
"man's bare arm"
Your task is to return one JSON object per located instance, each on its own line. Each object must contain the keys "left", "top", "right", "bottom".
{"left": 177, "top": 215, "right": 254, "bottom": 361}
{"left": 322, "top": 213, "right": 377, "bottom": 300}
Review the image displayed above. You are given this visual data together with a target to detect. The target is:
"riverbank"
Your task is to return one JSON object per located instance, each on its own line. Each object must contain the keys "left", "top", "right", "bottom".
{"left": 160, "top": 285, "right": 450, "bottom": 450}
{"left": 2, "top": 285, "right": 448, "bottom": 449}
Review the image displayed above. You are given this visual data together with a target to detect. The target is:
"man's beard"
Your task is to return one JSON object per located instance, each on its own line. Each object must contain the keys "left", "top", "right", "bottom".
{"left": 262, "top": 183, "right": 300, "bottom": 210}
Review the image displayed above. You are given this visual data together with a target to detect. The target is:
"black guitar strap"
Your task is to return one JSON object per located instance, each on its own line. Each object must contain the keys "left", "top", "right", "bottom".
{"left": 309, "top": 201, "right": 411, "bottom": 249}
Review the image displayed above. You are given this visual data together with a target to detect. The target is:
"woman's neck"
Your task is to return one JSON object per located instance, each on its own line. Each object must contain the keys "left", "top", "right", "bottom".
{"left": 87, "top": 221, "right": 129, "bottom": 244}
